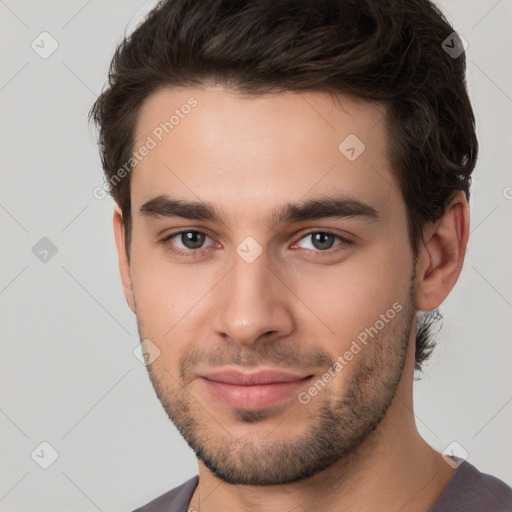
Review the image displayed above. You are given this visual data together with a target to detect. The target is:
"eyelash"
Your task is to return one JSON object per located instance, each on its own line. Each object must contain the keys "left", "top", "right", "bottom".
{"left": 158, "top": 229, "right": 353, "bottom": 258}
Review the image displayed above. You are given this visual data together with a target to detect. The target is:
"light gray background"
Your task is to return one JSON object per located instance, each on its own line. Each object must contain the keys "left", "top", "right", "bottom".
{"left": 0, "top": 1, "right": 511, "bottom": 511}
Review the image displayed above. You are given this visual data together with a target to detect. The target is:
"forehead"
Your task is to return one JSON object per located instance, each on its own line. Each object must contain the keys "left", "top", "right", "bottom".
{"left": 130, "top": 86, "right": 401, "bottom": 222}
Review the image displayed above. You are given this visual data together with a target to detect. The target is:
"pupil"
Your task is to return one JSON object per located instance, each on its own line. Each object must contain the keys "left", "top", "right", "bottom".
{"left": 312, "top": 233, "right": 334, "bottom": 250}
{"left": 182, "top": 231, "right": 205, "bottom": 249}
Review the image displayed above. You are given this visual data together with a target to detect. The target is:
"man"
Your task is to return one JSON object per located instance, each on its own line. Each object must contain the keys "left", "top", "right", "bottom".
{"left": 90, "top": 0, "right": 512, "bottom": 510}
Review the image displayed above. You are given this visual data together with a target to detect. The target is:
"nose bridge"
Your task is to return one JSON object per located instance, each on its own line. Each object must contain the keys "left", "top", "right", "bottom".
{"left": 213, "top": 247, "right": 294, "bottom": 346}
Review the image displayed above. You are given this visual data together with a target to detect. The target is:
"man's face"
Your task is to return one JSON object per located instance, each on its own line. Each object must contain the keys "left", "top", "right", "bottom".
{"left": 125, "top": 86, "right": 418, "bottom": 485}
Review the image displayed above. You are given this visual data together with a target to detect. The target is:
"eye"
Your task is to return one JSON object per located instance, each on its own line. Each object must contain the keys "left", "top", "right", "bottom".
{"left": 294, "top": 231, "right": 351, "bottom": 252}
{"left": 160, "top": 230, "right": 216, "bottom": 256}
{"left": 159, "top": 229, "right": 352, "bottom": 259}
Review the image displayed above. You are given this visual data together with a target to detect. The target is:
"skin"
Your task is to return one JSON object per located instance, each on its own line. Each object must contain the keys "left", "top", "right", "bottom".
{"left": 113, "top": 85, "right": 469, "bottom": 511}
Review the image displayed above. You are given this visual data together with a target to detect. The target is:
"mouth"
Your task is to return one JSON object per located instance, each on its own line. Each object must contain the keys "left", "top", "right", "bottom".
{"left": 199, "top": 369, "right": 314, "bottom": 410}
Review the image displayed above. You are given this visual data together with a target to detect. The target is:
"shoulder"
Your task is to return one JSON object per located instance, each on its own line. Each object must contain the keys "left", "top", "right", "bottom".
{"left": 132, "top": 475, "right": 199, "bottom": 512}
{"left": 431, "top": 459, "right": 512, "bottom": 512}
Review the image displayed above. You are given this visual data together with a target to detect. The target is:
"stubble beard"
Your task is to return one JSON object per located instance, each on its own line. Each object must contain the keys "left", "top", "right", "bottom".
{"left": 139, "top": 280, "right": 416, "bottom": 486}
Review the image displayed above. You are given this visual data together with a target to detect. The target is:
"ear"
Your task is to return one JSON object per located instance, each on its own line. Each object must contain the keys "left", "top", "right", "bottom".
{"left": 415, "top": 191, "right": 470, "bottom": 311}
{"left": 113, "top": 203, "right": 135, "bottom": 313}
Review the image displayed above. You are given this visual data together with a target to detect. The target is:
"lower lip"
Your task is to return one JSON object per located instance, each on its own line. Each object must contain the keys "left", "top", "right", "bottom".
{"left": 201, "top": 377, "right": 313, "bottom": 410}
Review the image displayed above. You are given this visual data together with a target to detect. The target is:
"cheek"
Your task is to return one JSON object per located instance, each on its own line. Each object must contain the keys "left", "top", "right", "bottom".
{"left": 131, "top": 238, "right": 199, "bottom": 314}
{"left": 129, "top": 246, "right": 182, "bottom": 342}
{"left": 131, "top": 265, "right": 176, "bottom": 331}
{"left": 131, "top": 271, "right": 196, "bottom": 377}
{"left": 130, "top": 249, "right": 220, "bottom": 365}
{"left": 290, "top": 242, "right": 412, "bottom": 352}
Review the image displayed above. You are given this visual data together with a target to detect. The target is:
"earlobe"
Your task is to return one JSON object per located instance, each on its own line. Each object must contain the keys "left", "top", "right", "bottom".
{"left": 415, "top": 191, "right": 469, "bottom": 311}
{"left": 112, "top": 204, "right": 136, "bottom": 313}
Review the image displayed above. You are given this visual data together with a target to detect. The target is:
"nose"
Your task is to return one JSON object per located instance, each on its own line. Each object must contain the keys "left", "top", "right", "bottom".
{"left": 212, "top": 247, "right": 295, "bottom": 348}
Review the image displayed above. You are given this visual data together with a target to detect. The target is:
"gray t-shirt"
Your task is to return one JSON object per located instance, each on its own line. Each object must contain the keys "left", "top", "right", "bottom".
{"left": 132, "top": 460, "right": 512, "bottom": 511}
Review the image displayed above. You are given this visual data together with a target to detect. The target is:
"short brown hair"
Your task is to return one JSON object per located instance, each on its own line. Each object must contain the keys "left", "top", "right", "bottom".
{"left": 90, "top": 0, "right": 478, "bottom": 371}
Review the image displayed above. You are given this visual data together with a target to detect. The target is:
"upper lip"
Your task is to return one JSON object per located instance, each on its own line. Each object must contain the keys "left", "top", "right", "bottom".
{"left": 201, "top": 368, "right": 312, "bottom": 385}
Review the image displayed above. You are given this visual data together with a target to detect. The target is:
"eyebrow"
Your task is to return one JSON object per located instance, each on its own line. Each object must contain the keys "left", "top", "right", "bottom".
{"left": 139, "top": 194, "right": 380, "bottom": 228}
